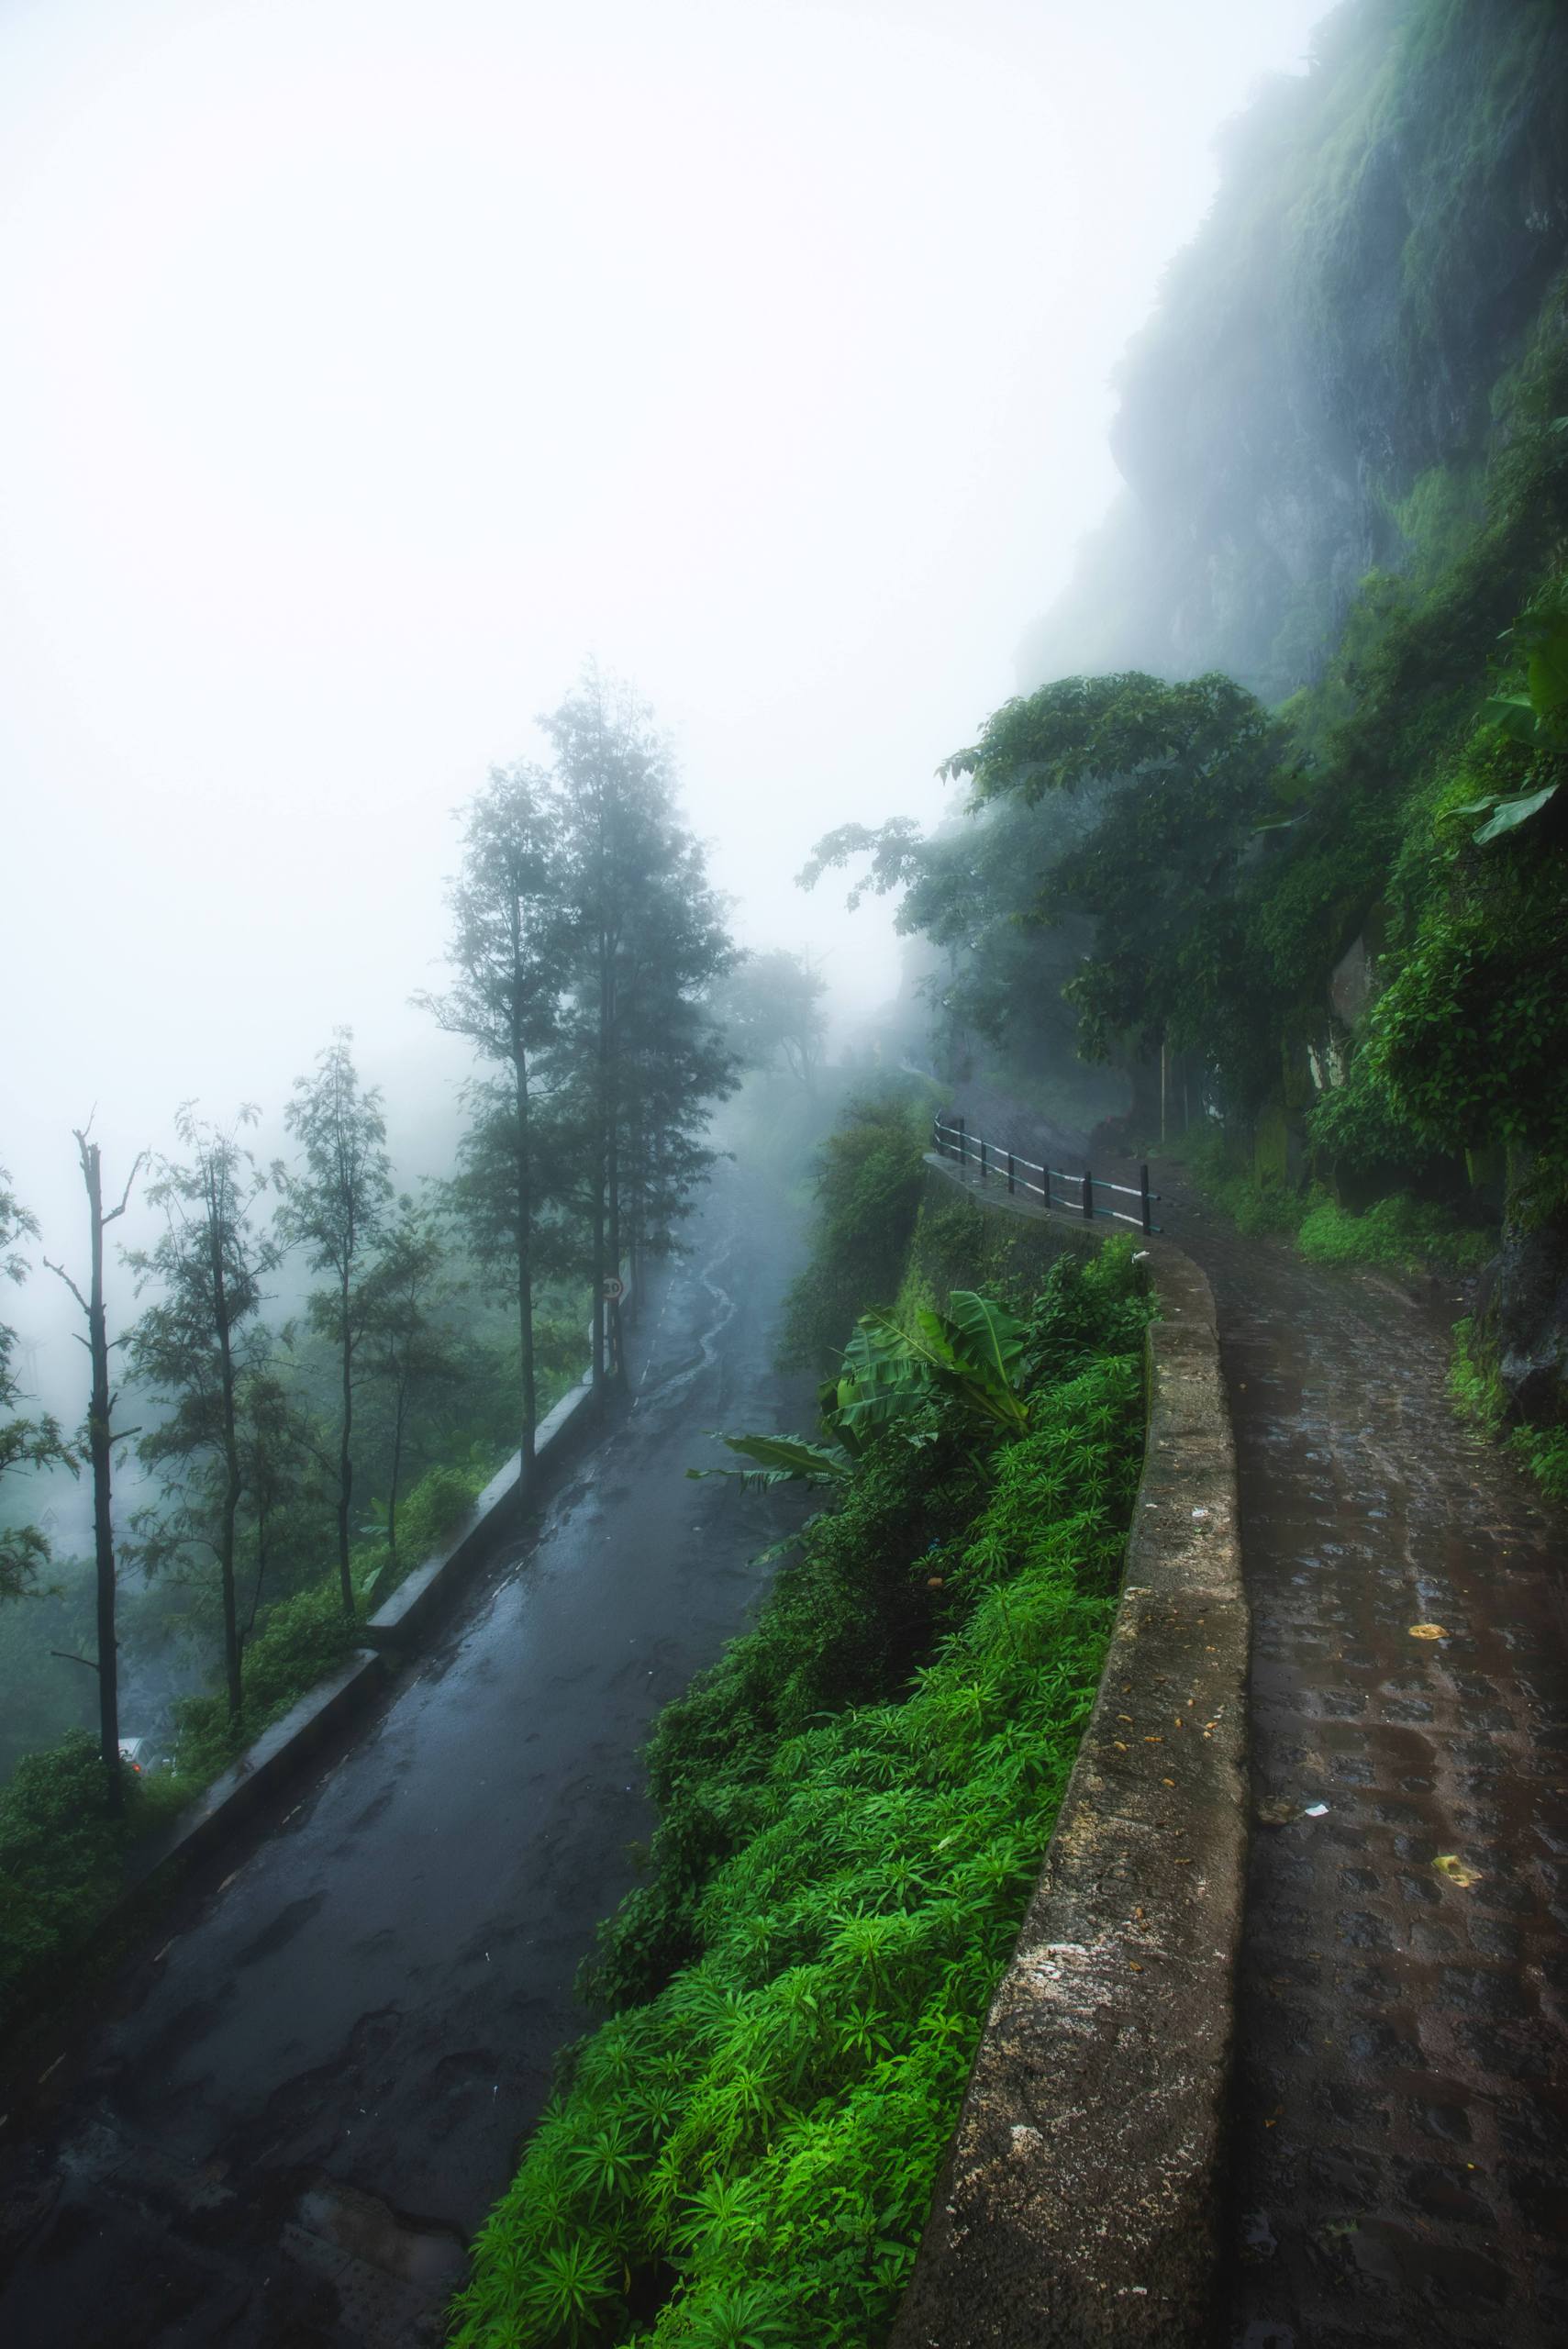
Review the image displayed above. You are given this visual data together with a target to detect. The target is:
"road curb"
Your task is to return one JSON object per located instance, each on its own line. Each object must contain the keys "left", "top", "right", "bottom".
{"left": 889, "top": 1158, "right": 1247, "bottom": 2347}
{"left": 134, "top": 1647, "right": 390, "bottom": 1891}
{"left": 362, "top": 1374, "right": 602, "bottom": 1649}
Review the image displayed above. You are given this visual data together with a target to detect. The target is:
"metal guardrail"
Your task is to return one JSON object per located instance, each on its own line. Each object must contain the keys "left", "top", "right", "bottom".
{"left": 932, "top": 1114, "right": 1162, "bottom": 1235}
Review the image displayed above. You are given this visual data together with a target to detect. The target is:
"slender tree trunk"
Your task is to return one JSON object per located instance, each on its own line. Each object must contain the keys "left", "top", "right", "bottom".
{"left": 83, "top": 1146, "right": 122, "bottom": 1815}
{"left": 212, "top": 1229, "right": 244, "bottom": 1720}
{"left": 513, "top": 1023, "right": 536, "bottom": 1464}
{"left": 387, "top": 1380, "right": 407, "bottom": 1563}
{"left": 337, "top": 1264, "right": 354, "bottom": 1619}
{"left": 606, "top": 1098, "right": 624, "bottom": 1385}
{"left": 591, "top": 933, "right": 611, "bottom": 1390}
{"left": 244, "top": 1512, "right": 270, "bottom": 1649}
{"left": 590, "top": 1169, "right": 606, "bottom": 1388}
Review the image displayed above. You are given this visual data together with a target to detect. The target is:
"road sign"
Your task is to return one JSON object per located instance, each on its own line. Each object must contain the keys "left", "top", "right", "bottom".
{"left": 601, "top": 1275, "right": 625, "bottom": 1301}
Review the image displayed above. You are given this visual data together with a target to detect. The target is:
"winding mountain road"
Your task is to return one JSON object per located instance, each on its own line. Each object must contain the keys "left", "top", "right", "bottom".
{"left": 0, "top": 1163, "right": 809, "bottom": 2349}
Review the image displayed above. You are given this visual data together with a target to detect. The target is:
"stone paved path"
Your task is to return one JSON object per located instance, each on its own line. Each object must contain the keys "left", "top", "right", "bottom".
{"left": 948, "top": 1090, "right": 1567, "bottom": 2343}
{"left": 1167, "top": 1190, "right": 1568, "bottom": 2349}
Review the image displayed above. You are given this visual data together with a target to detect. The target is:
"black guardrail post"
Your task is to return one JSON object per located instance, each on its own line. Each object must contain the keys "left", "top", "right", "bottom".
{"left": 979, "top": 1137, "right": 988, "bottom": 1185}
{"left": 955, "top": 1114, "right": 966, "bottom": 1169}
{"left": 1140, "top": 1163, "right": 1152, "bottom": 1235}
{"left": 1006, "top": 1150, "right": 1015, "bottom": 1195}
{"left": 1082, "top": 1165, "right": 1095, "bottom": 1221}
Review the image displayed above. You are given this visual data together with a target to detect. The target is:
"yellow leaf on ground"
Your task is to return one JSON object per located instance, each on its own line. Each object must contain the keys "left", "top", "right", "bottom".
{"left": 1434, "top": 1854, "right": 1482, "bottom": 1888}
{"left": 1408, "top": 1623, "right": 1448, "bottom": 1640}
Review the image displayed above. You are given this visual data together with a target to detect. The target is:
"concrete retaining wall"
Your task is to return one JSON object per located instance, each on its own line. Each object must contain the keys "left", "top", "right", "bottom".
{"left": 889, "top": 1156, "right": 1247, "bottom": 2348}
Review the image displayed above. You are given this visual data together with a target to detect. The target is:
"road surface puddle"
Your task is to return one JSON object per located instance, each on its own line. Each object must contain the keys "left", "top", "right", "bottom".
{"left": 295, "top": 2175, "right": 466, "bottom": 2288}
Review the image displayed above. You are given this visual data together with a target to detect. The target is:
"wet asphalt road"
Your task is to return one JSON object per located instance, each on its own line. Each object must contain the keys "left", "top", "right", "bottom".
{"left": 0, "top": 1164, "right": 810, "bottom": 2348}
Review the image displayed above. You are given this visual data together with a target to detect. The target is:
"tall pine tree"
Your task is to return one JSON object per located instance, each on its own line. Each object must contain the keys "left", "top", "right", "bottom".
{"left": 419, "top": 765, "right": 567, "bottom": 1462}
{"left": 277, "top": 1034, "right": 392, "bottom": 1619}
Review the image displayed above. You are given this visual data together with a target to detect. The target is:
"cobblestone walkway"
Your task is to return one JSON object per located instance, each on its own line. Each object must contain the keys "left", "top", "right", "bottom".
{"left": 1170, "top": 1198, "right": 1568, "bottom": 2349}
{"left": 946, "top": 1091, "right": 1567, "bottom": 2338}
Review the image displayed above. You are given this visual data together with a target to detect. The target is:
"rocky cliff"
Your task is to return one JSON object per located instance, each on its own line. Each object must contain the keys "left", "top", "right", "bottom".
{"left": 1019, "top": 0, "right": 1568, "bottom": 704}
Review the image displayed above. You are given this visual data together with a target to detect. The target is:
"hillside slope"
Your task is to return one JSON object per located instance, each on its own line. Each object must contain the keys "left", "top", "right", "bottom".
{"left": 1019, "top": 0, "right": 1568, "bottom": 703}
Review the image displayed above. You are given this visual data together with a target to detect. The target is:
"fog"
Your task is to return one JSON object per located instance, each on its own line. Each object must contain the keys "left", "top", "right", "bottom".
{"left": 3, "top": 0, "right": 1325, "bottom": 1376}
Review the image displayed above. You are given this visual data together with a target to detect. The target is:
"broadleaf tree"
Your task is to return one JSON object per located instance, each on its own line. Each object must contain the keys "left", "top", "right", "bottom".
{"left": 711, "top": 949, "right": 828, "bottom": 1093}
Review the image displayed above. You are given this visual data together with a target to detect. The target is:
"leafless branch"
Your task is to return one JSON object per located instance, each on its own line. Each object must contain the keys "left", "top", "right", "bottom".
{"left": 43, "top": 1256, "right": 90, "bottom": 1317}
{"left": 105, "top": 1152, "right": 150, "bottom": 1226}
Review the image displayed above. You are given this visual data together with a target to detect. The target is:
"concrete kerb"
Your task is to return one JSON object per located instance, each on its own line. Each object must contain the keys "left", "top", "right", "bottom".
{"left": 889, "top": 1155, "right": 1248, "bottom": 2349}
{"left": 366, "top": 1274, "right": 636, "bottom": 1648}
{"left": 362, "top": 1374, "right": 599, "bottom": 1649}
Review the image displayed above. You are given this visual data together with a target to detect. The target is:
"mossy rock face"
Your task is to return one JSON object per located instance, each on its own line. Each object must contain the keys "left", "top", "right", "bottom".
{"left": 1484, "top": 1208, "right": 1568, "bottom": 1427}
{"left": 1464, "top": 1142, "right": 1507, "bottom": 1208}
{"left": 904, "top": 1175, "right": 1100, "bottom": 1325}
{"left": 1251, "top": 1102, "right": 1294, "bottom": 1190}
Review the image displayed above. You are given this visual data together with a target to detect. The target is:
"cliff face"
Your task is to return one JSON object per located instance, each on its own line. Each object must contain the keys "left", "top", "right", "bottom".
{"left": 1020, "top": 0, "right": 1568, "bottom": 702}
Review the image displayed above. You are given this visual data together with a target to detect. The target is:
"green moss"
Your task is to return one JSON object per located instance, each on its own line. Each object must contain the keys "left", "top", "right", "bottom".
{"left": 1381, "top": 461, "right": 1489, "bottom": 587}
{"left": 1296, "top": 1191, "right": 1493, "bottom": 1275}
{"left": 1450, "top": 1314, "right": 1568, "bottom": 1504}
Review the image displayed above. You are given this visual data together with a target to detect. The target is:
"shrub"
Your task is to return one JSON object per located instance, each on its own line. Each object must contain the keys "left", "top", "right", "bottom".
{"left": 171, "top": 1577, "right": 364, "bottom": 1782}
{"left": 1297, "top": 1191, "right": 1494, "bottom": 1275}
{"left": 1177, "top": 1128, "right": 1306, "bottom": 1237}
{"left": 393, "top": 1460, "right": 486, "bottom": 1574}
{"left": 778, "top": 1093, "right": 929, "bottom": 1374}
{"left": 1451, "top": 1314, "right": 1568, "bottom": 1504}
{"left": 0, "top": 1731, "right": 162, "bottom": 2033}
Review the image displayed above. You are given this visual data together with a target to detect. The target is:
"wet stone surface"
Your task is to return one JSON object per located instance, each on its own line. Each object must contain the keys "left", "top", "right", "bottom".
{"left": 1171, "top": 1192, "right": 1568, "bottom": 2349}
{"left": 951, "top": 1090, "right": 1568, "bottom": 2343}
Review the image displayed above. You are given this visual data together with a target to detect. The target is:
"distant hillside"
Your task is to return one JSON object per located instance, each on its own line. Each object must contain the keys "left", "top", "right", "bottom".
{"left": 1018, "top": 0, "right": 1568, "bottom": 703}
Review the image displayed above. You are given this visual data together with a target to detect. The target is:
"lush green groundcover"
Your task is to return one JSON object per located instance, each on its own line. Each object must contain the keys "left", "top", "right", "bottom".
{"left": 1451, "top": 1317, "right": 1568, "bottom": 1507}
{"left": 1167, "top": 1128, "right": 1494, "bottom": 1274}
{"left": 450, "top": 1242, "right": 1150, "bottom": 2349}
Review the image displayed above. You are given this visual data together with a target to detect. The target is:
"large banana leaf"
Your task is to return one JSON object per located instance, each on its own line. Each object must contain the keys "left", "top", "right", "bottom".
{"left": 836, "top": 1298, "right": 1029, "bottom": 1438}
{"left": 946, "top": 1290, "right": 1027, "bottom": 1390}
{"left": 686, "top": 1431, "right": 854, "bottom": 1489}
{"left": 831, "top": 1309, "right": 941, "bottom": 1439}
{"left": 1473, "top": 782, "right": 1558, "bottom": 843}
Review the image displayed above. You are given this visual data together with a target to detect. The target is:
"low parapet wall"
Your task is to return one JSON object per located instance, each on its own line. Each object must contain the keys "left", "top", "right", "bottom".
{"left": 363, "top": 1370, "right": 602, "bottom": 1649}
{"left": 890, "top": 1156, "right": 1247, "bottom": 2348}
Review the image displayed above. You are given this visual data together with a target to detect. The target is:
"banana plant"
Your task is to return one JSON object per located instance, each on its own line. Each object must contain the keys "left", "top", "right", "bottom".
{"left": 1454, "top": 594, "right": 1567, "bottom": 842}
{"left": 689, "top": 1430, "right": 859, "bottom": 1493}
{"left": 689, "top": 1289, "right": 1031, "bottom": 1492}
{"left": 832, "top": 1292, "right": 1029, "bottom": 1441}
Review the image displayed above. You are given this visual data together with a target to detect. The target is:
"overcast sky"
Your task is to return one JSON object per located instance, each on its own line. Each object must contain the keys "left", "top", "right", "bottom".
{"left": 2, "top": 0, "right": 1328, "bottom": 1346}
